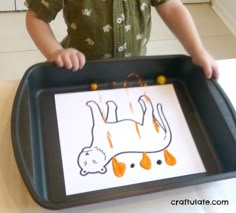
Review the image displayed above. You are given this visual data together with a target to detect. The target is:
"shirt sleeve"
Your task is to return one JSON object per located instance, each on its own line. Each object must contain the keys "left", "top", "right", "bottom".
{"left": 151, "top": 0, "right": 170, "bottom": 7}
{"left": 24, "top": 0, "right": 63, "bottom": 23}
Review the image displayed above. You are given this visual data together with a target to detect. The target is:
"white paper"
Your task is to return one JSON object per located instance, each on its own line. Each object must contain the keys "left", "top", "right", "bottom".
{"left": 55, "top": 84, "right": 206, "bottom": 195}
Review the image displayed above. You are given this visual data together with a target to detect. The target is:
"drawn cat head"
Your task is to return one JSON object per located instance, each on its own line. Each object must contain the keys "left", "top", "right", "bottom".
{"left": 78, "top": 146, "right": 107, "bottom": 176}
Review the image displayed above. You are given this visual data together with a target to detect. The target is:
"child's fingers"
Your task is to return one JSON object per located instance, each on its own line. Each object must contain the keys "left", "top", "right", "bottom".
{"left": 69, "top": 51, "right": 86, "bottom": 71}
{"left": 203, "top": 59, "right": 219, "bottom": 80}
{"left": 70, "top": 53, "right": 80, "bottom": 71}
{"left": 61, "top": 53, "right": 73, "bottom": 70}
{"left": 212, "top": 63, "right": 220, "bottom": 80}
{"left": 203, "top": 63, "right": 219, "bottom": 80}
{"left": 54, "top": 54, "right": 64, "bottom": 68}
{"left": 50, "top": 48, "right": 86, "bottom": 71}
{"left": 203, "top": 63, "right": 212, "bottom": 79}
{"left": 77, "top": 51, "right": 86, "bottom": 70}
{"left": 192, "top": 51, "right": 219, "bottom": 80}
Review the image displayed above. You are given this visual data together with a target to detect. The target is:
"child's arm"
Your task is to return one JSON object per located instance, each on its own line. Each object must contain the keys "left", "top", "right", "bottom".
{"left": 155, "top": 0, "right": 219, "bottom": 79}
{"left": 26, "top": 9, "right": 85, "bottom": 71}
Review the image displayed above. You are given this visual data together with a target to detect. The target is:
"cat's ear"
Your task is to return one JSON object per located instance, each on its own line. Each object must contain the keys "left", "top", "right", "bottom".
{"left": 99, "top": 167, "right": 107, "bottom": 174}
{"left": 80, "top": 169, "right": 88, "bottom": 176}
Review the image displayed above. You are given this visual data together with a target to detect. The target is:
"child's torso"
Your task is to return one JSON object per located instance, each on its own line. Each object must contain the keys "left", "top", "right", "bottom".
{"left": 62, "top": 0, "right": 152, "bottom": 59}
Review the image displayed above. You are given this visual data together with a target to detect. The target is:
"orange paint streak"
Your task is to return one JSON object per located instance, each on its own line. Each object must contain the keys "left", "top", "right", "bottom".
{"left": 135, "top": 122, "right": 141, "bottom": 139}
{"left": 140, "top": 152, "right": 152, "bottom": 170}
{"left": 128, "top": 73, "right": 135, "bottom": 78}
{"left": 144, "top": 93, "right": 149, "bottom": 103}
{"left": 138, "top": 78, "right": 142, "bottom": 86}
{"left": 107, "top": 131, "right": 113, "bottom": 149}
{"left": 110, "top": 81, "right": 116, "bottom": 88}
{"left": 102, "top": 112, "right": 106, "bottom": 123}
{"left": 125, "top": 88, "right": 129, "bottom": 96}
{"left": 152, "top": 117, "right": 159, "bottom": 133}
{"left": 129, "top": 102, "right": 134, "bottom": 114}
{"left": 123, "top": 80, "right": 127, "bottom": 88}
{"left": 98, "top": 93, "right": 103, "bottom": 104}
{"left": 112, "top": 157, "right": 126, "bottom": 177}
{"left": 164, "top": 149, "right": 176, "bottom": 166}
{"left": 126, "top": 73, "right": 145, "bottom": 87}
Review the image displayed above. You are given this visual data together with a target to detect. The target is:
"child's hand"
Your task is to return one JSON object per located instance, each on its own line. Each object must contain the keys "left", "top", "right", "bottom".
{"left": 191, "top": 49, "right": 219, "bottom": 80}
{"left": 49, "top": 48, "right": 86, "bottom": 71}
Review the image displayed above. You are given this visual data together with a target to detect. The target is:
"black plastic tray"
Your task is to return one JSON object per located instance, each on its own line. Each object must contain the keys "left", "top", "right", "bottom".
{"left": 11, "top": 55, "right": 236, "bottom": 209}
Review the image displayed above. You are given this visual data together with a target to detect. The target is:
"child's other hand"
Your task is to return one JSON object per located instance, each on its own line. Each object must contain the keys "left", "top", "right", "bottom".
{"left": 191, "top": 49, "right": 219, "bottom": 80}
{"left": 49, "top": 48, "right": 86, "bottom": 71}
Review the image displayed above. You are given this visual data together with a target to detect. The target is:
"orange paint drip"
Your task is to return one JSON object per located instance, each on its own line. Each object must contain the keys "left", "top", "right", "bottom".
{"left": 143, "top": 82, "right": 148, "bottom": 87}
{"left": 99, "top": 93, "right": 102, "bottom": 103}
{"left": 126, "top": 89, "right": 129, "bottom": 97}
{"left": 140, "top": 152, "right": 152, "bottom": 170}
{"left": 152, "top": 117, "right": 159, "bottom": 133}
{"left": 135, "top": 122, "right": 141, "bottom": 139}
{"left": 164, "top": 149, "right": 176, "bottom": 166}
{"left": 110, "top": 81, "right": 116, "bottom": 88}
{"left": 128, "top": 73, "right": 135, "bottom": 78}
{"left": 123, "top": 80, "right": 127, "bottom": 88}
{"left": 129, "top": 102, "right": 134, "bottom": 114}
{"left": 102, "top": 112, "right": 106, "bottom": 122}
{"left": 138, "top": 78, "right": 142, "bottom": 86}
{"left": 144, "top": 93, "right": 149, "bottom": 103}
{"left": 107, "top": 131, "right": 113, "bottom": 149}
{"left": 112, "top": 157, "right": 126, "bottom": 177}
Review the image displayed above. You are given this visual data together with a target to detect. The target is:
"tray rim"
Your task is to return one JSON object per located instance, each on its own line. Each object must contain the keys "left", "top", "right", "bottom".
{"left": 11, "top": 55, "right": 236, "bottom": 209}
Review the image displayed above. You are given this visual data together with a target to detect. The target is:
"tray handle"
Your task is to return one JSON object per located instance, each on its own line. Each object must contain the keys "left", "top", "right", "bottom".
{"left": 212, "top": 80, "right": 236, "bottom": 128}
{"left": 11, "top": 82, "right": 40, "bottom": 201}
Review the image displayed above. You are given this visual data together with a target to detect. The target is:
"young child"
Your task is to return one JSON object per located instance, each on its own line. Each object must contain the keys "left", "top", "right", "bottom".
{"left": 25, "top": 0, "right": 219, "bottom": 79}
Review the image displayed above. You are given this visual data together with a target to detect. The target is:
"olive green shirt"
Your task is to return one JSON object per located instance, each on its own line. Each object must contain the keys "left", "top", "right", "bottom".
{"left": 25, "top": 0, "right": 169, "bottom": 60}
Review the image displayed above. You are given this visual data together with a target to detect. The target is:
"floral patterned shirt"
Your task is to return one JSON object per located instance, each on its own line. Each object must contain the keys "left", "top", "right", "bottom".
{"left": 25, "top": 0, "right": 169, "bottom": 60}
